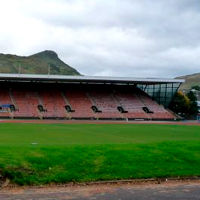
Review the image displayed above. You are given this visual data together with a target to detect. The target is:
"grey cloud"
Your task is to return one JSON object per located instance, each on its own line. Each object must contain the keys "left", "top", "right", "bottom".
{"left": 0, "top": 0, "right": 200, "bottom": 78}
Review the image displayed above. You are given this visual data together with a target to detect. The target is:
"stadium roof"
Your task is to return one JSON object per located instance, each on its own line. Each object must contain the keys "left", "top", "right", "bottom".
{"left": 0, "top": 73, "right": 184, "bottom": 84}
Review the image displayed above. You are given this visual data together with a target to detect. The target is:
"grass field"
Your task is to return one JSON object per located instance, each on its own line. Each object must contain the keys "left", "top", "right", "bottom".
{"left": 0, "top": 123, "right": 200, "bottom": 185}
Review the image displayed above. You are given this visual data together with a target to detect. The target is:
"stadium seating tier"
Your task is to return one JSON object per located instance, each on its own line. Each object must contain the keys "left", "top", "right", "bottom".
{"left": 0, "top": 86, "right": 175, "bottom": 120}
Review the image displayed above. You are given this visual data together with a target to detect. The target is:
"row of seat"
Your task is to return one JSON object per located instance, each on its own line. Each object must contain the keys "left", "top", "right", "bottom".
{"left": 0, "top": 88, "right": 175, "bottom": 120}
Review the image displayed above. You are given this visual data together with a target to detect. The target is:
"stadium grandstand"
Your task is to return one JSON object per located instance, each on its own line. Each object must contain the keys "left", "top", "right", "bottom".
{"left": 0, "top": 73, "right": 184, "bottom": 120}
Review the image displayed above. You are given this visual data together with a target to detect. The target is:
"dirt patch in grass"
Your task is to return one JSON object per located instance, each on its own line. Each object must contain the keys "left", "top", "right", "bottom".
{"left": 0, "top": 170, "right": 9, "bottom": 188}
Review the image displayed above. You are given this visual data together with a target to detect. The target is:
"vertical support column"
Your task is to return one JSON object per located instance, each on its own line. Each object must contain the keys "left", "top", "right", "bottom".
{"left": 158, "top": 84, "right": 161, "bottom": 104}
{"left": 164, "top": 83, "right": 167, "bottom": 107}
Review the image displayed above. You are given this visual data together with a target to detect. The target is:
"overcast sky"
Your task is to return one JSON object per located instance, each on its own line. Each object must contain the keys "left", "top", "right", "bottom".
{"left": 0, "top": 0, "right": 199, "bottom": 77}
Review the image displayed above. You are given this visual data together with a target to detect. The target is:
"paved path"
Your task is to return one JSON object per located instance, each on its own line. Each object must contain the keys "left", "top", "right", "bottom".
{"left": 1, "top": 182, "right": 200, "bottom": 200}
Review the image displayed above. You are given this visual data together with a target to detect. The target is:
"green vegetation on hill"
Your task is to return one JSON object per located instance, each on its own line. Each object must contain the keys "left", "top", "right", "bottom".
{"left": 0, "top": 50, "right": 80, "bottom": 75}
{"left": 177, "top": 73, "right": 200, "bottom": 91}
{"left": 0, "top": 123, "right": 200, "bottom": 185}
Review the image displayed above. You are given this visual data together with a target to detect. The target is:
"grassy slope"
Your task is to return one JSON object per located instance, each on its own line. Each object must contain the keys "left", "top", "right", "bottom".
{"left": 176, "top": 72, "right": 200, "bottom": 90}
{"left": 0, "top": 123, "right": 200, "bottom": 185}
{"left": 0, "top": 50, "right": 80, "bottom": 75}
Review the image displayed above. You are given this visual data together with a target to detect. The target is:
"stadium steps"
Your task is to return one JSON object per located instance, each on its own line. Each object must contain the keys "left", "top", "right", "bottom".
{"left": 11, "top": 90, "right": 40, "bottom": 119}
{"left": 86, "top": 92, "right": 96, "bottom": 106}
{"left": 166, "top": 108, "right": 179, "bottom": 120}
{"left": 9, "top": 89, "right": 17, "bottom": 119}
{"left": 35, "top": 92, "right": 44, "bottom": 119}
{"left": 110, "top": 92, "right": 125, "bottom": 119}
{"left": 88, "top": 90, "right": 123, "bottom": 119}
{"left": 33, "top": 91, "right": 45, "bottom": 119}
{"left": 9, "top": 89, "right": 17, "bottom": 109}
{"left": 85, "top": 92, "right": 97, "bottom": 118}
{"left": 134, "top": 92, "right": 152, "bottom": 120}
{"left": 64, "top": 90, "right": 95, "bottom": 119}
{"left": 139, "top": 91, "right": 174, "bottom": 120}
{"left": 39, "top": 90, "right": 67, "bottom": 119}
{"left": 60, "top": 92, "right": 71, "bottom": 119}
{"left": 114, "top": 90, "right": 149, "bottom": 119}
{"left": 37, "top": 91, "right": 48, "bottom": 119}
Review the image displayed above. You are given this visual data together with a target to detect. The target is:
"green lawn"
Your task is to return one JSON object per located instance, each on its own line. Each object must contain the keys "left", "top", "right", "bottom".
{"left": 0, "top": 123, "right": 200, "bottom": 185}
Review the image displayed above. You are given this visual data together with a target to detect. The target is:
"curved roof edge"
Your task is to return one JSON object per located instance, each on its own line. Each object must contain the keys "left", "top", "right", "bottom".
{"left": 0, "top": 73, "right": 185, "bottom": 84}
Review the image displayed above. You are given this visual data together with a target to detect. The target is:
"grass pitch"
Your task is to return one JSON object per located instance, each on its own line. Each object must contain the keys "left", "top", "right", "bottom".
{"left": 0, "top": 123, "right": 200, "bottom": 185}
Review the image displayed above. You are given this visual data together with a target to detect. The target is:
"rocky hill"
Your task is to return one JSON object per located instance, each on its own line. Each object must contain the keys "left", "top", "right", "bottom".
{"left": 0, "top": 50, "right": 80, "bottom": 75}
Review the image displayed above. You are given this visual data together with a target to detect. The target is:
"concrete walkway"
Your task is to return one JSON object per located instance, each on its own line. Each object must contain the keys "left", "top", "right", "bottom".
{"left": 1, "top": 181, "right": 200, "bottom": 200}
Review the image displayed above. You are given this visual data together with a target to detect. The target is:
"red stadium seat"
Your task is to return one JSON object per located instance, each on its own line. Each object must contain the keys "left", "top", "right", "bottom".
{"left": 64, "top": 89, "right": 95, "bottom": 119}
{"left": 0, "top": 86, "right": 175, "bottom": 120}
{"left": 12, "top": 90, "right": 40, "bottom": 118}
{"left": 114, "top": 90, "right": 150, "bottom": 119}
{"left": 89, "top": 90, "right": 122, "bottom": 119}
{"left": 39, "top": 90, "right": 67, "bottom": 118}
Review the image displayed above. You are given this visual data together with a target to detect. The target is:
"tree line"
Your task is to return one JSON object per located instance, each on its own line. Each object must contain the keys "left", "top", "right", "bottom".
{"left": 169, "top": 86, "right": 199, "bottom": 119}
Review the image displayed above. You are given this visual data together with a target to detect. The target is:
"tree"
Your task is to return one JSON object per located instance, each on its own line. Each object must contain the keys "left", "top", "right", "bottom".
{"left": 186, "top": 91, "right": 198, "bottom": 116}
{"left": 169, "top": 91, "right": 190, "bottom": 117}
{"left": 187, "top": 91, "right": 197, "bottom": 102}
{"left": 191, "top": 85, "right": 200, "bottom": 91}
{"left": 169, "top": 91, "right": 198, "bottom": 118}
